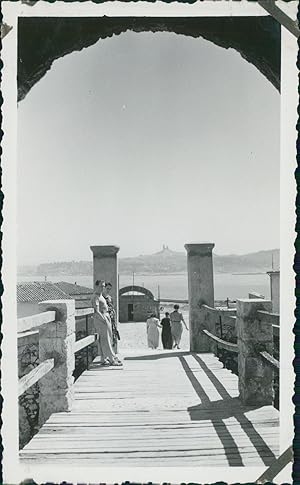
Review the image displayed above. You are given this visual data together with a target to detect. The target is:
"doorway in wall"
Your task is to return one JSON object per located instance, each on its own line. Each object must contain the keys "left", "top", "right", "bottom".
{"left": 128, "top": 303, "right": 134, "bottom": 321}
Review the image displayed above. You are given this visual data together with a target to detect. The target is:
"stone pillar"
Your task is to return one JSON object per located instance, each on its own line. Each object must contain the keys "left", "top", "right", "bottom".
{"left": 38, "top": 300, "right": 75, "bottom": 425}
{"left": 267, "top": 270, "right": 280, "bottom": 314}
{"left": 237, "top": 298, "right": 273, "bottom": 406}
{"left": 184, "top": 243, "right": 215, "bottom": 352}
{"left": 90, "top": 245, "right": 120, "bottom": 321}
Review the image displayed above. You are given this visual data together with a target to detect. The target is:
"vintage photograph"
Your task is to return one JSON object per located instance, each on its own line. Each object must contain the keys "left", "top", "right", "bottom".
{"left": 1, "top": 1, "right": 297, "bottom": 483}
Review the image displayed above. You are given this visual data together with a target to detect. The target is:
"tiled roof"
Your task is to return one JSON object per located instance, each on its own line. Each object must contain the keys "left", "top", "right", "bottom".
{"left": 56, "top": 281, "right": 93, "bottom": 296}
{"left": 17, "top": 281, "right": 72, "bottom": 303}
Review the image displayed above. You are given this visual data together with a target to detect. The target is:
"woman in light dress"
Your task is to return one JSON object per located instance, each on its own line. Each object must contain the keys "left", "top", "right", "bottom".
{"left": 170, "top": 304, "right": 189, "bottom": 349}
{"left": 103, "top": 281, "right": 120, "bottom": 352}
{"left": 91, "top": 280, "right": 122, "bottom": 366}
{"left": 146, "top": 313, "right": 161, "bottom": 349}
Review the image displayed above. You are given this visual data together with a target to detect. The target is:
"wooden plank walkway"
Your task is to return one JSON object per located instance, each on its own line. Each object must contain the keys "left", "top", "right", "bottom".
{"left": 20, "top": 350, "right": 279, "bottom": 467}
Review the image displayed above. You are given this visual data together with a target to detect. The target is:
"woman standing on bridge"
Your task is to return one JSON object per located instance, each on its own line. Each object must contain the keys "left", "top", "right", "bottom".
{"left": 91, "top": 280, "right": 122, "bottom": 366}
{"left": 104, "top": 281, "right": 120, "bottom": 352}
{"left": 170, "top": 305, "right": 189, "bottom": 349}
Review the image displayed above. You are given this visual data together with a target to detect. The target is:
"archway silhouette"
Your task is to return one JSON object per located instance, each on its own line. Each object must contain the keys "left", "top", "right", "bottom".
{"left": 18, "top": 16, "right": 280, "bottom": 101}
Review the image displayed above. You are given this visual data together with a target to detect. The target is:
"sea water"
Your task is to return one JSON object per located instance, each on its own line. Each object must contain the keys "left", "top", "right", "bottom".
{"left": 17, "top": 272, "right": 270, "bottom": 301}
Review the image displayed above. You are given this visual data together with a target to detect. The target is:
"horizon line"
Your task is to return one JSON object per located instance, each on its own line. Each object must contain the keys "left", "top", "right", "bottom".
{"left": 18, "top": 247, "right": 280, "bottom": 267}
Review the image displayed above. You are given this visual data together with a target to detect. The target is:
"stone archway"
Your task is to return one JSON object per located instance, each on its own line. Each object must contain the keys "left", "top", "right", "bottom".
{"left": 17, "top": 16, "right": 280, "bottom": 101}
{"left": 119, "top": 285, "right": 155, "bottom": 300}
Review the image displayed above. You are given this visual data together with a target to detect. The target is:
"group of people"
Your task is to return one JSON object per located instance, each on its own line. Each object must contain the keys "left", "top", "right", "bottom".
{"left": 91, "top": 280, "right": 122, "bottom": 367}
{"left": 91, "top": 282, "right": 188, "bottom": 362}
{"left": 146, "top": 305, "right": 189, "bottom": 350}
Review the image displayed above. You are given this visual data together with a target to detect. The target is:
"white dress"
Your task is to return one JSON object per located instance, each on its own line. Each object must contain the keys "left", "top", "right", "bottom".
{"left": 146, "top": 317, "right": 160, "bottom": 349}
{"left": 91, "top": 293, "right": 116, "bottom": 362}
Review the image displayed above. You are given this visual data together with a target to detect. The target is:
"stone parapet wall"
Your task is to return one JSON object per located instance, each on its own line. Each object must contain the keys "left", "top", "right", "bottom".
{"left": 18, "top": 300, "right": 96, "bottom": 448}
{"left": 38, "top": 300, "right": 76, "bottom": 426}
{"left": 237, "top": 299, "right": 274, "bottom": 406}
{"left": 18, "top": 314, "right": 96, "bottom": 448}
{"left": 200, "top": 305, "right": 237, "bottom": 351}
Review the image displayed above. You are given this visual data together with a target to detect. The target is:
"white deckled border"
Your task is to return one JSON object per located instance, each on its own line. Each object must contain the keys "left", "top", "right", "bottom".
{"left": 1, "top": 1, "right": 297, "bottom": 483}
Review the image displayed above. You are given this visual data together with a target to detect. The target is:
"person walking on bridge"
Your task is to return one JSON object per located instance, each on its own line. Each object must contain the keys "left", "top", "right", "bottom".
{"left": 160, "top": 312, "right": 173, "bottom": 349}
{"left": 91, "top": 280, "right": 122, "bottom": 366}
{"left": 170, "top": 304, "right": 189, "bottom": 349}
{"left": 146, "top": 313, "right": 161, "bottom": 349}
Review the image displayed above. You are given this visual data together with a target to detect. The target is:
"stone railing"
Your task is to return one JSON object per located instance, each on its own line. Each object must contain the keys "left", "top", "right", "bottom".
{"left": 18, "top": 300, "right": 96, "bottom": 448}
{"left": 256, "top": 309, "right": 280, "bottom": 409}
{"left": 197, "top": 304, "right": 237, "bottom": 351}
{"left": 199, "top": 298, "right": 279, "bottom": 408}
{"left": 199, "top": 304, "right": 237, "bottom": 373}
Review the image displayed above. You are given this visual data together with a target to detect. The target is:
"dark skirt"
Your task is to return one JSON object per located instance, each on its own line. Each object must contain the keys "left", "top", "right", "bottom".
{"left": 161, "top": 321, "right": 173, "bottom": 349}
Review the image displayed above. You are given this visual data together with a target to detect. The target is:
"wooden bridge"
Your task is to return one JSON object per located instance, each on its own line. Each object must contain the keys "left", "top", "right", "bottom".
{"left": 20, "top": 347, "right": 279, "bottom": 468}
{"left": 18, "top": 293, "right": 282, "bottom": 472}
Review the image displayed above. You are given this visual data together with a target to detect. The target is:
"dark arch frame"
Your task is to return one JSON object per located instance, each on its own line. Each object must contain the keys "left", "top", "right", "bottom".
{"left": 17, "top": 15, "right": 280, "bottom": 102}
{"left": 119, "top": 285, "right": 155, "bottom": 300}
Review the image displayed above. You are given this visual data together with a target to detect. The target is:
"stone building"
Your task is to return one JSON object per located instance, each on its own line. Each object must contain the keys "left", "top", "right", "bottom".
{"left": 119, "top": 285, "right": 159, "bottom": 322}
{"left": 55, "top": 281, "right": 94, "bottom": 309}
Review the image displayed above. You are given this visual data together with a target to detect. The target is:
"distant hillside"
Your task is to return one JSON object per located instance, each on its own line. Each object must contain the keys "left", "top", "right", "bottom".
{"left": 119, "top": 246, "right": 187, "bottom": 274}
{"left": 19, "top": 246, "right": 279, "bottom": 276}
{"left": 35, "top": 260, "right": 91, "bottom": 276}
{"left": 214, "top": 249, "right": 279, "bottom": 274}
{"left": 119, "top": 246, "right": 279, "bottom": 274}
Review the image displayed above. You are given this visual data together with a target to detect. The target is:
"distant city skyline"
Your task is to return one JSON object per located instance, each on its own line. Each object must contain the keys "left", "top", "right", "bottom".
{"left": 18, "top": 245, "right": 280, "bottom": 268}
{"left": 17, "top": 29, "right": 280, "bottom": 265}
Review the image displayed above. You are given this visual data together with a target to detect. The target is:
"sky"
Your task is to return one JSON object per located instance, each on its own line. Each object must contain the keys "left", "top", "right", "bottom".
{"left": 17, "top": 30, "right": 280, "bottom": 265}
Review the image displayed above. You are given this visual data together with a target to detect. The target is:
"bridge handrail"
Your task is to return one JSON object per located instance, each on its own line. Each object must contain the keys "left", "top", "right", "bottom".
{"left": 202, "top": 329, "right": 238, "bottom": 353}
{"left": 18, "top": 310, "right": 56, "bottom": 333}
{"left": 202, "top": 304, "right": 237, "bottom": 315}
{"left": 202, "top": 304, "right": 217, "bottom": 312}
{"left": 74, "top": 334, "right": 97, "bottom": 353}
{"left": 18, "top": 332, "right": 97, "bottom": 397}
{"left": 257, "top": 310, "right": 280, "bottom": 325}
{"left": 259, "top": 350, "right": 280, "bottom": 371}
{"left": 221, "top": 315, "right": 278, "bottom": 334}
{"left": 18, "top": 358, "right": 54, "bottom": 397}
{"left": 18, "top": 304, "right": 96, "bottom": 400}
{"left": 17, "top": 329, "right": 39, "bottom": 339}
{"left": 202, "top": 308, "right": 279, "bottom": 357}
